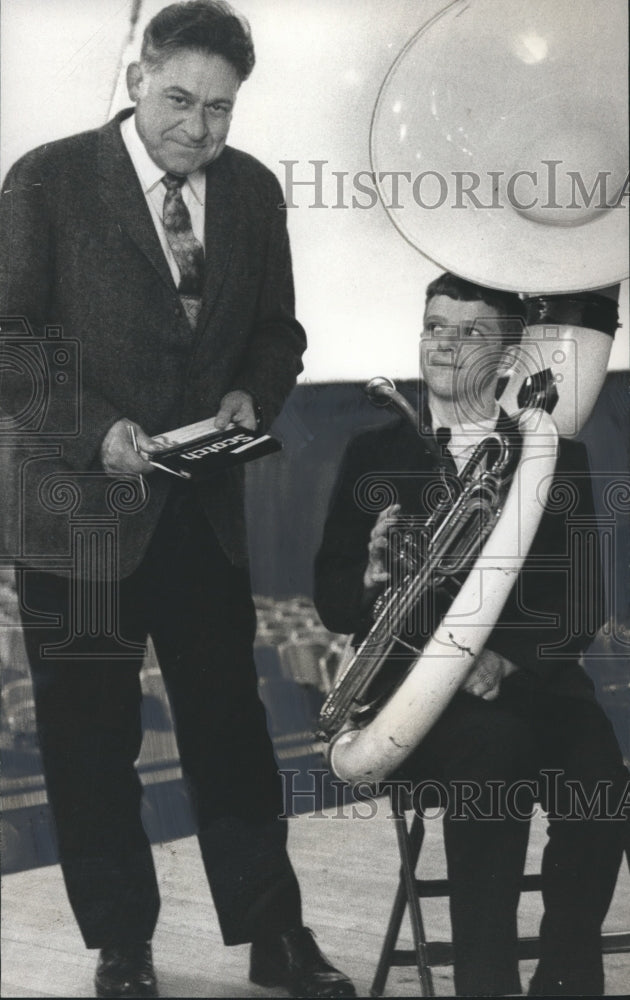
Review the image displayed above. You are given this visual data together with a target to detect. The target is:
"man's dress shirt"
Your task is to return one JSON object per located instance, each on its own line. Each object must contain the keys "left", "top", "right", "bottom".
{"left": 120, "top": 113, "right": 206, "bottom": 286}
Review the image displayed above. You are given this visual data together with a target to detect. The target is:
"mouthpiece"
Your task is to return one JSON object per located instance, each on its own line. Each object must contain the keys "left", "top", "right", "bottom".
{"left": 365, "top": 376, "right": 418, "bottom": 429}
{"left": 365, "top": 376, "right": 397, "bottom": 405}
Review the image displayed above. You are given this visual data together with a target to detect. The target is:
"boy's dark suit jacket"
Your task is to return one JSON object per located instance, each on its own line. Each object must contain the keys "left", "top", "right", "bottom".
{"left": 314, "top": 406, "right": 603, "bottom": 700}
{"left": 0, "top": 109, "right": 306, "bottom": 576}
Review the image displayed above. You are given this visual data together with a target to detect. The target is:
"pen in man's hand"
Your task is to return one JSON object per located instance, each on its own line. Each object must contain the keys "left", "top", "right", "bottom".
{"left": 128, "top": 423, "right": 139, "bottom": 454}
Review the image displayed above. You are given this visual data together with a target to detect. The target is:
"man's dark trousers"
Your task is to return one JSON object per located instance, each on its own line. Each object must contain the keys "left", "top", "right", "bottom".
{"left": 19, "top": 485, "right": 302, "bottom": 947}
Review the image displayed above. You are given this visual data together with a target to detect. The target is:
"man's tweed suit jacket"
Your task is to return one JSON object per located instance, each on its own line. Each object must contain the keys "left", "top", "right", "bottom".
{"left": 0, "top": 109, "right": 306, "bottom": 577}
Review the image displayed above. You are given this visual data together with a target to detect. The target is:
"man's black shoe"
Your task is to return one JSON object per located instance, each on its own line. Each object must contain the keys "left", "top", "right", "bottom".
{"left": 95, "top": 942, "right": 158, "bottom": 998}
{"left": 250, "top": 926, "right": 356, "bottom": 998}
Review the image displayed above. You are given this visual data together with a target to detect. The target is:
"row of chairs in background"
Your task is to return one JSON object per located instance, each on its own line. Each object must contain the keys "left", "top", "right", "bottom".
{"left": 0, "top": 584, "right": 346, "bottom": 871}
{"left": 5, "top": 585, "right": 627, "bottom": 788}
{"left": 254, "top": 593, "right": 344, "bottom": 695}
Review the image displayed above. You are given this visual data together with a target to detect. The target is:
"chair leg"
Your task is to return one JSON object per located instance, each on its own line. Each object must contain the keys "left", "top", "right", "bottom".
{"left": 370, "top": 862, "right": 414, "bottom": 997}
{"left": 397, "top": 813, "right": 435, "bottom": 997}
{"left": 371, "top": 812, "right": 435, "bottom": 998}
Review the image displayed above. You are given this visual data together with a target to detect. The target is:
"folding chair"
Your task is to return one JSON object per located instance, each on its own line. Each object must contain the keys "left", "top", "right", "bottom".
{"left": 371, "top": 794, "right": 630, "bottom": 997}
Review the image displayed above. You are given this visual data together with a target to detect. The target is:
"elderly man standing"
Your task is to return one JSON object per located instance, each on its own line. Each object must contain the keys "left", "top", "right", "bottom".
{"left": 0, "top": 2, "right": 354, "bottom": 997}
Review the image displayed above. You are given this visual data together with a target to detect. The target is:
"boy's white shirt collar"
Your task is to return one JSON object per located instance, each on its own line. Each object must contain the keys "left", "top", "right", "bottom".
{"left": 429, "top": 399, "right": 501, "bottom": 437}
{"left": 431, "top": 402, "right": 502, "bottom": 474}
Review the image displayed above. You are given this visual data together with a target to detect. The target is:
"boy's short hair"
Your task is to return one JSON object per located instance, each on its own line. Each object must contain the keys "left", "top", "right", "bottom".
{"left": 425, "top": 272, "right": 526, "bottom": 345}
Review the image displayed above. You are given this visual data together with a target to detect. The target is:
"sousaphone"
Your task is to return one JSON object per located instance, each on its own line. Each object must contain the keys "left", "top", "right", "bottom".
{"left": 321, "top": 0, "right": 628, "bottom": 783}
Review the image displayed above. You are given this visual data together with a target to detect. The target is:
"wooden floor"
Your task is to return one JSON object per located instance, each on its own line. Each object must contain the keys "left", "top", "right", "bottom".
{"left": 2, "top": 801, "right": 629, "bottom": 998}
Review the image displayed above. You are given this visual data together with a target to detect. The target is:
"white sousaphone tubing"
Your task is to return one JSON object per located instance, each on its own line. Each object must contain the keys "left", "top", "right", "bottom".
{"left": 329, "top": 408, "right": 559, "bottom": 784}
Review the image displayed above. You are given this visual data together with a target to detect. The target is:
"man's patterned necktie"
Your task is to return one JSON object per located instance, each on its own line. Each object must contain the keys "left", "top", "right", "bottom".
{"left": 161, "top": 173, "right": 205, "bottom": 328}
